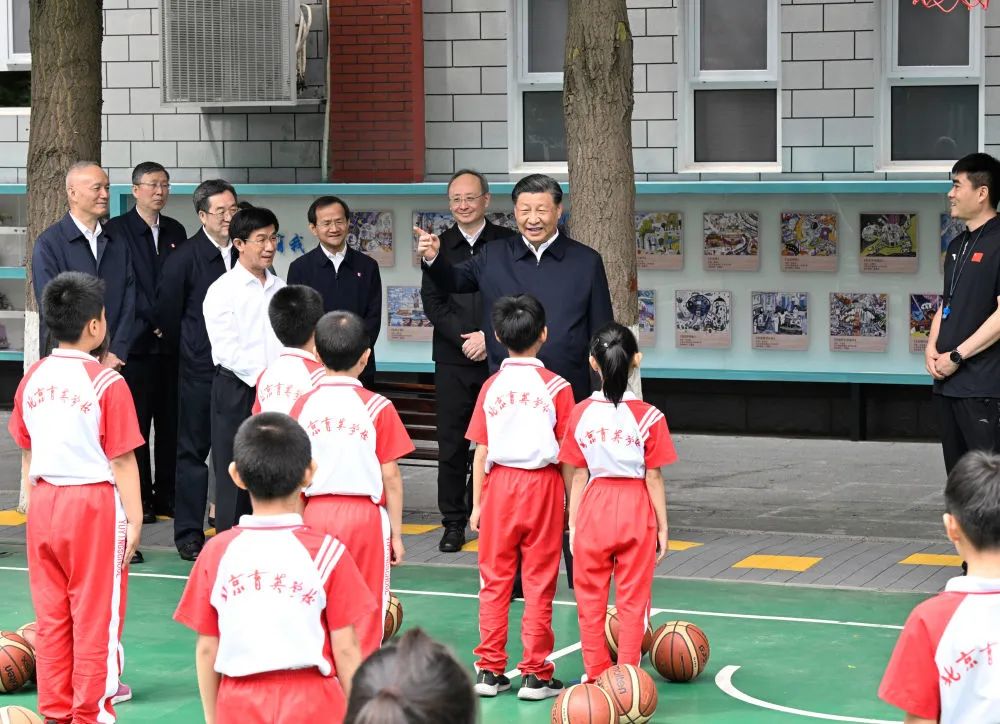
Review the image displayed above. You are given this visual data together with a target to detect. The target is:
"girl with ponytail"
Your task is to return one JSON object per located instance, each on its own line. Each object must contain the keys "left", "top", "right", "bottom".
{"left": 557, "top": 322, "right": 677, "bottom": 682}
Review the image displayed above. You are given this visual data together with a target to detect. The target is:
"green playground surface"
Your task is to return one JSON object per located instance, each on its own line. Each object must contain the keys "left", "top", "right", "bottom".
{"left": 0, "top": 548, "right": 923, "bottom": 723}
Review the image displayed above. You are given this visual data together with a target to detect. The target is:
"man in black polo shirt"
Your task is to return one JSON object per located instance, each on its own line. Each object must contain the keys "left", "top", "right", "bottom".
{"left": 929, "top": 153, "right": 1000, "bottom": 473}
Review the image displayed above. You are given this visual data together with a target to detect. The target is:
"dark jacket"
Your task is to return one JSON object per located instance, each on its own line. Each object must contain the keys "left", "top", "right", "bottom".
{"left": 287, "top": 245, "right": 382, "bottom": 384}
{"left": 155, "top": 228, "right": 238, "bottom": 380}
{"left": 420, "top": 220, "right": 510, "bottom": 367}
{"left": 104, "top": 207, "right": 187, "bottom": 355}
{"left": 32, "top": 212, "right": 136, "bottom": 361}
{"left": 422, "top": 233, "right": 614, "bottom": 401}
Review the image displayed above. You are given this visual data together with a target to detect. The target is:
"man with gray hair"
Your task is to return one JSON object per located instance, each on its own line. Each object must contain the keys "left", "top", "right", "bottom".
{"left": 32, "top": 161, "right": 136, "bottom": 370}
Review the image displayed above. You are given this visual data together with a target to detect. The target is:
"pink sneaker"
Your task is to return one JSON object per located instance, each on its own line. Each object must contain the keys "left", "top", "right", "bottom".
{"left": 110, "top": 683, "right": 132, "bottom": 705}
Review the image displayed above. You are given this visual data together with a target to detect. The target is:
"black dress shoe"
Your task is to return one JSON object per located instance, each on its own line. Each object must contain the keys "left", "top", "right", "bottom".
{"left": 178, "top": 541, "right": 202, "bottom": 562}
{"left": 439, "top": 525, "right": 466, "bottom": 553}
{"left": 142, "top": 511, "right": 157, "bottom": 524}
{"left": 130, "top": 550, "right": 144, "bottom": 565}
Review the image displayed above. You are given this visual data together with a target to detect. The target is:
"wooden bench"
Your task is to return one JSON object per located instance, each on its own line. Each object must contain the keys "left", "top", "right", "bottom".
{"left": 375, "top": 380, "right": 439, "bottom": 461}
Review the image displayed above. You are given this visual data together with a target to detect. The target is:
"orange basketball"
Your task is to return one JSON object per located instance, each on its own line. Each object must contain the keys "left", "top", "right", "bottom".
{"left": 0, "top": 705, "right": 44, "bottom": 724}
{"left": 604, "top": 607, "right": 654, "bottom": 661}
{"left": 550, "top": 683, "right": 616, "bottom": 724}
{"left": 0, "top": 632, "right": 34, "bottom": 694}
{"left": 594, "top": 664, "right": 657, "bottom": 723}
{"left": 650, "top": 621, "right": 710, "bottom": 682}
{"left": 382, "top": 593, "right": 403, "bottom": 643}
{"left": 14, "top": 623, "right": 36, "bottom": 652}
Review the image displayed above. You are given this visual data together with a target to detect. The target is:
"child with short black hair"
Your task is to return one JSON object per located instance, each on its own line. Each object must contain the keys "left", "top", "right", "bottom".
{"left": 252, "top": 285, "right": 326, "bottom": 415}
{"left": 291, "top": 311, "right": 414, "bottom": 657}
{"left": 879, "top": 449, "right": 1000, "bottom": 724}
{"left": 174, "top": 412, "right": 372, "bottom": 724}
{"left": 467, "top": 294, "right": 575, "bottom": 701}
{"left": 559, "top": 322, "right": 675, "bottom": 682}
{"left": 9, "top": 271, "right": 144, "bottom": 723}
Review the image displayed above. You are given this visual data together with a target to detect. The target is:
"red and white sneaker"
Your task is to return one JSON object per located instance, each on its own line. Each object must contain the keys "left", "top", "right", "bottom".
{"left": 110, "top": 683, "right": 132, "bottom": 705}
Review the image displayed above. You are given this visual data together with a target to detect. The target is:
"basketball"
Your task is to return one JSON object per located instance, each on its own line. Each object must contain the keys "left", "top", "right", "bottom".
{"left": 14, "top": 623, "right": 36, "bottom": 652}
{"left": 0, "top": 706, "right": 43, "bottom": 724}
{"left": 382, "top": 593, "right": 403, "bottom": 643}
{"left": 650, "top": 621, "right": 711, "bottom": 682}
{"left": 594, "top": 664, "right": 658, "bottom": 723}
{"left": 604, "top": 607, "right": 654, "bottom": 661}
{"left": 0, "top": 632, "right": 34, "bottom": 694}
{"left": 550, "top": 683, "right": 617, "bottom": 724}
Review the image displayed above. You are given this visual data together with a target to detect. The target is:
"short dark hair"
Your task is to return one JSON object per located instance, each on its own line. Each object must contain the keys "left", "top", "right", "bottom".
{"left": 315, "top": 311, "right": 369, "bottom": 371}
{"left": 308, "top": 195, "right": 351, "bottom": 225}
{"left": 193, "top": 179, "right": 237, "bottom": 214}
{"left": 229, "top": 206, "right": 279, "bottom": 243}
{"left": 41, "top": 272, "right": 105, "bottom": 344}
{"left": 269, "top": 285, "right": 324, "bottom": 348}
{"left": 131, "top": 162, "right": 169, "bottom": 186}
{"left": 232, "top": 413, "right": 312, "bottom": 500}
{"left": 492, "top": 294, "right": 545, "bottom": 354}
{"left": 345, "top": 629, "right": 476, "bottom": 724}
{"left": 512, "top": 174, "right": 563, "bottom": 205}
{"left": 952, "top": 153, "right": 1000, "bottom": 210}
{"left": 945, "top": 450, "right": 1000, "bottom": 551}
{"left": 448, "top": 169, "right": 489, "bottom": 196}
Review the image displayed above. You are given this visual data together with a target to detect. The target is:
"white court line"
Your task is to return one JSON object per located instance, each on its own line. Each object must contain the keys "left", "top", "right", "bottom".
{"left": 715, "top": 665, "right": 900, "bottom": 724}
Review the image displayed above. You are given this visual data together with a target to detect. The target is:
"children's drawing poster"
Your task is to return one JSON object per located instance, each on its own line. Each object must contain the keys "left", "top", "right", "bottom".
{"left": 675, "top": 290, "right": 732, "bottom": 349}
{"left": 909, "top": 293, "right": 941, "bottom": 354}
{"left": 636, "top": 213, "right": 682, "bottom": 270}
{"left": 387, "top": 286, "right": 433, "bottom": 341}
{"left": 751, "top": 291, "right": 809, "bottom": 351}
{"left": 703, "top": 212, "right": 759, "bottom": 272}
{"left": 638, "top": 289, "right": 655, "bottom": 347}
{"left": 347, "top": 211, "right": 394, "bottom": 267}
{"left": 859, "top": 214, "right": 918, "bottom": 273}
{"left": 780, "top": 212, "right": 837, "bottom": 272}
{"left": 829, "top": 292, "right": 888, "bottom": 352}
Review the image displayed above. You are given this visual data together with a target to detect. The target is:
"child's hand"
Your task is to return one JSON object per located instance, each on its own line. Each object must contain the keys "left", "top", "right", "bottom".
{"left": 125, "top": 521, "right": 142, "bottom": 565}
{"left": 656, "top": 526, "right": 668, "bottom": 563}
{"left": 569, "top": 527, "right": 575, "bottom": 553}
{"left": 390, "top": 535, "right": 405, "bottom": 567}
{"left": 470, "top": 506, "right": 481, "bottom": 533}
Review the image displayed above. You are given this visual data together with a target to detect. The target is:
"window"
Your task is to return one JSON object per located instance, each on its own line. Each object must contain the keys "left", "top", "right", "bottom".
{"left": 509, "top": 0, "right": 568, "bottom": 172}
{"left": 680, "top": 0, "right": 780, "bottom": 170}
{"left": 880, "top": 0, "right": 982, "bottom": 167}
{"left": 0, "top": 0, "right": 29, "bottom": 69}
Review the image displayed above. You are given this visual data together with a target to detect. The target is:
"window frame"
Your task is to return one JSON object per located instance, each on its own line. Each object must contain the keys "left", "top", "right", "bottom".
{"left": 877, "top": 0, "right": 984, "bottom": 171}
{"left": 507, "top": 0, "right": 569, "bottom": 175}
{"left": 678, "top": 0, "right": 782, "bottom": 173}
{"left": 0, "top": 0, "right": 30, "bottom": 71}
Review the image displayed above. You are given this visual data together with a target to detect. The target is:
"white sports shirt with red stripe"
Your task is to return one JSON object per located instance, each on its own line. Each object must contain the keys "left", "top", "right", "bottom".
{"left": 558, "top": 392, "right": 677, "bottom": 481}
{"left": 252, "top": 347, "right": 326, "bottom": 415}
{"left": 879, "top": 576, "right": 1000, "bottom": 723}
{"left": 465, "top": 358, "right": 575, "bottom": 471}
{"left": 174, "top": 513, "right": 374, "bottom": 678}
{"left": 289, "top": 377, "right": 414, "bottom": 502}
{"left": 8, "top": 349, "right": 144, "bottom": 485}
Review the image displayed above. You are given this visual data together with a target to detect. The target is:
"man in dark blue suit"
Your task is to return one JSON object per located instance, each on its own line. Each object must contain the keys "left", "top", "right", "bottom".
{"left": 32, "top": 162, "right": 135, "bottom": 370}
{"left": 287, "top": 195, "right": 381, "bottom": 387}
{"left": 104, "top": 162, "right": 187, "bottom": 527}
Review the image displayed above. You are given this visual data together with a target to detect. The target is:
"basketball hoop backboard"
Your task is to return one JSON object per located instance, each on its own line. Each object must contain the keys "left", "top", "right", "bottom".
{"left": 913, "top": 0, "right": 988, "bottom": 12}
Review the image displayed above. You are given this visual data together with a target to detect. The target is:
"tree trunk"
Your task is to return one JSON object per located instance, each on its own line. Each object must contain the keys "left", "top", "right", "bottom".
{"left": 564, "top": 0, "right": 639, "bottom": 393}
{"left": 21, "top": 0, "right": 103, "bottom": 509}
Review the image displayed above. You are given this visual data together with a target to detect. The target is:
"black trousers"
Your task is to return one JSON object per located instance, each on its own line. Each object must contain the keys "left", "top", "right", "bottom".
{"left": 435, "top": 362, "right": 489, "bottom": 527}
{"left": 936, "top": 394, "right": 1000, "bottom": 473}
{"left": 174, "top": 372, "right": 212, "bottom": 548}
{"left": 121, "top": 353, "right": 178, "bottom": 516}
{"left": 211, "top": 367, "right": 255, "bottom": 533}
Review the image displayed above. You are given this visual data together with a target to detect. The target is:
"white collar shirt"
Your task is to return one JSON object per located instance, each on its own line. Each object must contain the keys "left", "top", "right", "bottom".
{"left": 70, "top": 214, "right": 103, "bottom": 260}
{"left": 460, "top": 221, "right": 486, "bottom": 247}
{"left": 203, "top": 226, "right": 234, "bottom": 271}
{"left": 203, "top": 263, "right": 286, "bottom": 386}
{"left": 522, "top": 231, "right": 559, "bottom": 262}
{"left": 321, "top": 245, "right": 348, "bottom": 272}
{"left": 149, "top": 215, "right": 160, "bottom": 252}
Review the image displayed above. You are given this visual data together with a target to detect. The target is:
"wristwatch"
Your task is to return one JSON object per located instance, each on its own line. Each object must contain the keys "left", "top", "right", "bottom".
{"left": 950, "top": 349, "right": 964, "bottom": 365}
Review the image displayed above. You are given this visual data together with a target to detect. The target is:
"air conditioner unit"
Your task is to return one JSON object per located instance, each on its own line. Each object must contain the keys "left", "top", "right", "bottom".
{"left": 160, "top": 0, "right": 304, "bottom": 107}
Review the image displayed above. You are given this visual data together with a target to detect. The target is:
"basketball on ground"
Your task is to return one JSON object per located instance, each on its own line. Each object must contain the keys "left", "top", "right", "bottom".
{"left": 650, "top": 621, "right": 710, "bottom": 682}
{"left": 14, "top": 623, "right": 35, "bottom": 652}
{"left": 550, "top": 683, "right": 616, "bottom": 724}
{"left": 604, "top": 607, "right": 654, "bottom": 661}
{"left": 594, "top": 663, "right": 658, "bottom": 723}
{"left": 382, "top": 593, "right": 403, "bottom": 643}
{"left": 0, "top": 706, "right": 43, "bottom": 724}
{"left": 0, "top": 632, "right": 34, "bottom": 694}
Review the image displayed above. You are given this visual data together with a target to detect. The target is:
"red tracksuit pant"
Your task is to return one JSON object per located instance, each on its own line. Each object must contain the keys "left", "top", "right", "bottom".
{"left": 303, "top": 494, "right": 389, "bottom": 657}
{"left": 475, "top": 464, "right": 564, "bottom": 678}
{"left": 573, "top": 477, "right": 656, "bottom": 682}
{"left": 216, "top": 668, "right": 346, "bottom": 724}
{"left": 27, "top": 481, "right": 129, "bottom": 724}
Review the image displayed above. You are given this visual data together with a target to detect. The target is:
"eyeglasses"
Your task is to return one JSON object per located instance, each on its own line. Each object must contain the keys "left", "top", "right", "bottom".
{"left": 448, "top": 193, "right": 486, "bottom": 206}
{"left": 137, "top": 182, "right": 171, "bottom": 190}
{"left": 205, "top": 207, "right": 240, "bottom": 219}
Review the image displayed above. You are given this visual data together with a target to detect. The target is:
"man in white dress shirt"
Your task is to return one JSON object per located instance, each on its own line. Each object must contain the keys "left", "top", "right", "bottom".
{"left": 203, "top": 206, "right": 285, "bottom": 533}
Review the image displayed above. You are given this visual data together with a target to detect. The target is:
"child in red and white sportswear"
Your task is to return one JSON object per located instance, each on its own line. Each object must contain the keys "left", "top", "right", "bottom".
{"left": 252, "top": 285, "right": 326, "bottom": 415}
{"left": 879, "top": 450, "right": 1000, "bottom": 724}
{"left": 467, "top": 294, "right": 575, "bottom": 701}
{"left": 9, "top": 272, "right": 144, "bottom": 724}
{"left": 174, "top": 413, "right": 373, "bottom": 724}
{"left": 559, "top": 323, "right": 674, "bottom": 683}
{"left": 290, "top": 310, "right": 414, "bottom": 657}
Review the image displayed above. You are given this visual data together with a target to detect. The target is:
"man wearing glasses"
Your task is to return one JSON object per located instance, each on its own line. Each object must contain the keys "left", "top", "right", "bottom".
{"left": 156, "top": 179, "right": 239, "bottom": 561}
{"left": 418, "top": 170, "right": 509, "bottom": 553}
{"left": 104, "top": 162, "right": 188, "bottom": 541}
